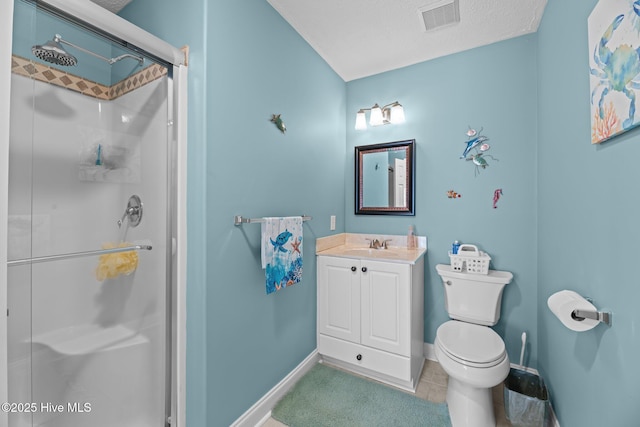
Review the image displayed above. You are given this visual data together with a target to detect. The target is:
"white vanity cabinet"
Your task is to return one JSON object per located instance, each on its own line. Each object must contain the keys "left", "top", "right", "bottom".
{"left": 317, "top": 254, "right": 425, "bottom": 392}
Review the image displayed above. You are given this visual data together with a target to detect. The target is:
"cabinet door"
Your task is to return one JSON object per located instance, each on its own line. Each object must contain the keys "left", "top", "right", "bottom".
{"left": 361, "top": 260, "right": 411, "bottom": 356}
{"left": 317, "top": 256, "right": 360, "bottom": 344}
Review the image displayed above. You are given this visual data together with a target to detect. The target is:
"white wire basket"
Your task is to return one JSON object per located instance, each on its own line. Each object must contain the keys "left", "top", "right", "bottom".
{"left": 448, "top": 244, "right": 491, "bottom": 274}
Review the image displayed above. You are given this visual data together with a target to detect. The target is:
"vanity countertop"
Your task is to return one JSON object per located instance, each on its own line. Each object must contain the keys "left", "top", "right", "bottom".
{"left": 316, "top": 233, "right": 427, "bottom": 265}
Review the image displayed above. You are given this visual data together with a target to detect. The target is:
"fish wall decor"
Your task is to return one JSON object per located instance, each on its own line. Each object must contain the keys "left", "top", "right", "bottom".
{"left": 461, "top": 126, "right": 498, "bottom": 176}
{"left": 270, "top": 114, "right": 286, "bottom": 134}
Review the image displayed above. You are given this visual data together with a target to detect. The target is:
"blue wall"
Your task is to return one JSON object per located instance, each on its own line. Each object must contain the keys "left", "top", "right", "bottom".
{"left": 537, "top": 1, "right": 640, "bottom": 425}
{"left": 204, "top": 2, "right": 345, "bottom": 425}
{"left": 346, "top": 35, "right": 539, "bottom": 368}
{"left": 120, "top": 0, "right": 640, "bottom": 425}
{"left": 123, "top": 0, "right": 345, "bottom": 425}
{"left": 362, "top": 151, "right": 389, "bottom": 206}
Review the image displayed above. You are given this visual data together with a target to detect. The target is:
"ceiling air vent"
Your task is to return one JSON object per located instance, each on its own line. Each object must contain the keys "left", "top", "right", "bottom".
{"left": 418, "top": 0, "right": 460, "bottom": 32}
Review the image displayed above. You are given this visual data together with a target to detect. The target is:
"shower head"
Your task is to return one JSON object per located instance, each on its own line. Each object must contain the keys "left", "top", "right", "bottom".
{"left": 31, "top": 34, "right": 144, "bottom": 67}
{"left": 32, "top": 36, "right": 77, "bottom": 66}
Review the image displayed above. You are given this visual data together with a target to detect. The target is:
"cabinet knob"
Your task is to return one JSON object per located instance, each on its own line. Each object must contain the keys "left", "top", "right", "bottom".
{"left": 351, "top": 266, "right": 357, "bottom": 272}
{"left": 356, "top": 354, "right": 362, "bottom": 361}
{"left": 361, "top": 267, "right": 367, "bottom": 273}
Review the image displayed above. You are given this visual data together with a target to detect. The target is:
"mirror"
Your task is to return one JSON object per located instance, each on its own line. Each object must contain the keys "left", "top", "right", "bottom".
{"left": 355, "top": 139, "right": 415, "bottom": 215}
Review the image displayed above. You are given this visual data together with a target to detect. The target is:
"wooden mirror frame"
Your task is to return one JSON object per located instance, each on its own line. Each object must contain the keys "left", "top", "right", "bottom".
{"left": 355, "top": 139, "right": 415, "bottom": 216}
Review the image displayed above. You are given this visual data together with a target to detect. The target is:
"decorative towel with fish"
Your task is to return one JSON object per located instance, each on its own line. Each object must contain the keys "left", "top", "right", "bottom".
{"left": 261, "top": 217, "right": 303, "bottom": 294}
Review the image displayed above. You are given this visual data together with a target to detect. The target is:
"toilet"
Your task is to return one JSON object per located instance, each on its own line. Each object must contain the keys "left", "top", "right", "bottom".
{"left": 434, "top": 264, "right": 513, "bottom": 427}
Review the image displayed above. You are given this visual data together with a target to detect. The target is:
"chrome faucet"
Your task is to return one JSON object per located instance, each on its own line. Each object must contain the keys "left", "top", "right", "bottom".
{"left": 366, "top": 238, "right": 392, "bottom": 249}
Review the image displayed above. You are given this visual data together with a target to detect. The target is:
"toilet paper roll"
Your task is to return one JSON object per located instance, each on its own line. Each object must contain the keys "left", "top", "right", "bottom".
{"left": 547, "top": 290, "right": 599, "bottom": 332}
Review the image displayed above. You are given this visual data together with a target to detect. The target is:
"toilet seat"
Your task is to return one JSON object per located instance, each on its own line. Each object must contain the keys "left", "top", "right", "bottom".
{"left": 436, "top": 320, "right": 506, "bottom": 368}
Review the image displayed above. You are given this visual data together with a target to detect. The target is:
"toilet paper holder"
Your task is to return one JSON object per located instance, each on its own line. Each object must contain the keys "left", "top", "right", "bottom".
{"left": 571, "top": 308, "right": 612, "bottom": 327}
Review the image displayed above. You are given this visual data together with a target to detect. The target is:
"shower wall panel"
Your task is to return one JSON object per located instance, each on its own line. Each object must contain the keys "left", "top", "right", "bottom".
{"left": 9, "top": 68, "right": 169, "bottom": 427}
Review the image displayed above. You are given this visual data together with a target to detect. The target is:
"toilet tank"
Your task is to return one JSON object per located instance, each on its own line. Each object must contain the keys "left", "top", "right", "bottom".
{"left": 435, "top": 264, "right": 513, "bottom": 326}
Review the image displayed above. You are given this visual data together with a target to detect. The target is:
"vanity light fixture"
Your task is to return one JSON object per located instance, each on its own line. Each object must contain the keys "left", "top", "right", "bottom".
{"left": 355, "top": 102, "right": 405, "bottom": 130}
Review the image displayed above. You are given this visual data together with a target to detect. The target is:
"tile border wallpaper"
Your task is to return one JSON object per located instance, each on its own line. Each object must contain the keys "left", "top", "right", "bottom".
{"left": 11, "top": 54, "right": 168, "bottom": 101}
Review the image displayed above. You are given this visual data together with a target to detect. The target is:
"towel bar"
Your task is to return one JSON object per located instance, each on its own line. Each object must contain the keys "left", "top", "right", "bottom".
{"left": 234, "top": 215, "right": 312, "bottom": 226}
{"left": 7, "top": 244, "right": 152, "bottom": 267}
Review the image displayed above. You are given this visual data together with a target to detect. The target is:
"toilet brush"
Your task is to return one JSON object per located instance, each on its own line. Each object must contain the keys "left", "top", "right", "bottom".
{"left": 519, "top": 331, "right": 526, "bottom": 368}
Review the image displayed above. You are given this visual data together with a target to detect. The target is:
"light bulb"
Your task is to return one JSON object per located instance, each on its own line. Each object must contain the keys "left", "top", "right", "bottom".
{"left": 390, "top": 103, "right": 405, "bottom": 124}
{"left": 369, "top": 104, "right": 383, "bottom": 126}
{"left": 355, "top": 110, "right": 367, "bottom": 130}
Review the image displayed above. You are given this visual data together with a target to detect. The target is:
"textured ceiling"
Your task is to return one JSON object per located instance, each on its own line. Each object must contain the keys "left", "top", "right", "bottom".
{"left": 90, "top": 0, "right": 132, "bottom": 14}
{"left": 268, "top": 0, "right": 548, "bottom": 82}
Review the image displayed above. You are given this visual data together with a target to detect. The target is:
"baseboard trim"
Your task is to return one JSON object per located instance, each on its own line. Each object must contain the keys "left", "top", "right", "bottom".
{"left": 231, "top": 350, "right": 320, "bottom": 427}
{"left": 424, "top": 342, "right": 437, "bottom": 361}
{"left": 235, "top": 344, "right": 559, "bottom": 427}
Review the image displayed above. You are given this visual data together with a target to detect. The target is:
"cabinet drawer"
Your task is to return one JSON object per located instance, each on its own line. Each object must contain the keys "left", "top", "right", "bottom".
{"left": 318, "top": 333, "right": 412, "bottom": 382}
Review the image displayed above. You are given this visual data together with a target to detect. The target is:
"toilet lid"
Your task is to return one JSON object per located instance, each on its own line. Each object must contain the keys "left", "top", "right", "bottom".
{"left": 437, "top": 321, "right": 506, "bottom": 367}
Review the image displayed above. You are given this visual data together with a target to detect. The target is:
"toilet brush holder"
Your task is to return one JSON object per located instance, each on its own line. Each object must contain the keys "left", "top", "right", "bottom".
{"left": 504, "top": 369, "right": 550, "bottom": 427}
{"left": 504, "top": 331, "right": 550, "bottom": 426}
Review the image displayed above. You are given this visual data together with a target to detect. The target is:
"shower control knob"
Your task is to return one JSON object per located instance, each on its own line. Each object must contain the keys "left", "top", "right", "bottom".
{"left": 351, "top": 266, "right": 357, "bottom": 272}
{"left": 356, "top": 354, "right": 362, "bottom": 361}
{"left": 361, "top": 267, "right": 367, "bottom": 273}
{"left": 118, "top": 195, "right": 143, "bottom": 228}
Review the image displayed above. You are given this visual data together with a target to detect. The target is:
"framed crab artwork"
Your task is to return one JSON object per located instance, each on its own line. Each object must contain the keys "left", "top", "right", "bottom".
{"left": 589, "top": 0, "right": 640, "bottom": 144}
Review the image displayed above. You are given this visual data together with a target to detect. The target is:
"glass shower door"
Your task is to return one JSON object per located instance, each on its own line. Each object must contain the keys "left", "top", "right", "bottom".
{"left": 7, "top": 3, "right": 36, "bottom": 426}
{"left": 8, "top": 1, "right": 173, "bottom": 426}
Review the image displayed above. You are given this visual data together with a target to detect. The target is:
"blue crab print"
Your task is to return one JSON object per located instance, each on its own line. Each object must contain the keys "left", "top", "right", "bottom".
{"left": 591, "top": 14, "right": 640, "bottom": 129}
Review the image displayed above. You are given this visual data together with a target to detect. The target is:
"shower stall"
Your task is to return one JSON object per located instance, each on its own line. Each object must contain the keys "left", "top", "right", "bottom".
{"left": 1, "top": 0, "right": 187, "bottom": 426}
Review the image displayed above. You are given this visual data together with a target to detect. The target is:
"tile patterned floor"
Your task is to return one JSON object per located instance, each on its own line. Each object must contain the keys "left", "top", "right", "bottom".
{"left": 262, "top": 359, "right": 511, "bottom": 426}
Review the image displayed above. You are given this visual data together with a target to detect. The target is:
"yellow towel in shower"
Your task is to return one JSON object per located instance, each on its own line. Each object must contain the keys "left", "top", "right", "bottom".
{"left": 95, "top": 242, "right": 139, "bottom": 281}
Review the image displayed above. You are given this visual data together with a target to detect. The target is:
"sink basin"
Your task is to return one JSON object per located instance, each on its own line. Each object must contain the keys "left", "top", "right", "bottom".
{"left": 343, "top": 248, "right": 400, "bottom": 257}
{"left": 316, "top": 234, "right": 426, "bottom": 264}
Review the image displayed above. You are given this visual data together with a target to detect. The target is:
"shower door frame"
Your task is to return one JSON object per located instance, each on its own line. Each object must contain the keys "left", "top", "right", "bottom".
{"left": 0, "top": 1, "right": 14, "bottom": 425}
{"left": 0, "top": 0, "right": 188, "bottom": 425}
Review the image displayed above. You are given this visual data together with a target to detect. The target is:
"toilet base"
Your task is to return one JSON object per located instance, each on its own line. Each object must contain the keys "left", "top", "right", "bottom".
{"left": 446, "top": 376, "right": 496, "bottom": 427}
